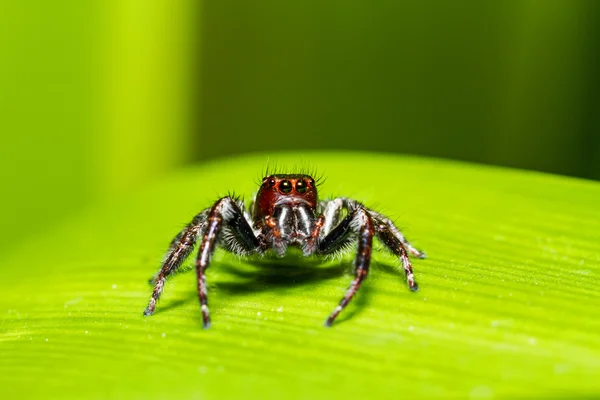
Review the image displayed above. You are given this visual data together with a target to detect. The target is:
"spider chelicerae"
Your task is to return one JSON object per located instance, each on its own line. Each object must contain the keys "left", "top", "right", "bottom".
{"left": 143, "top": 172, "right": 426, "bottom": 328}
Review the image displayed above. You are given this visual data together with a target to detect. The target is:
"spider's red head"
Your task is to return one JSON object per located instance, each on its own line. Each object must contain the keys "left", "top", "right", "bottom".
{"left": 254, "top": 174, "right": 318, "bottom": 218}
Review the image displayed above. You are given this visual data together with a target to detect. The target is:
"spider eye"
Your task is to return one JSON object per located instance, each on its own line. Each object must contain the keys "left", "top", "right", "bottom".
{"left": 308, "top": 178, "right": 315, "bottom": 187}
{"left": 279, "top": 180, "right": 292, "bottom": 194}
{"left": 264, "top": 177, "right": 276, "bottom": 187}
{"left": 295, "top": 180, "right": 307, "bottom": 193}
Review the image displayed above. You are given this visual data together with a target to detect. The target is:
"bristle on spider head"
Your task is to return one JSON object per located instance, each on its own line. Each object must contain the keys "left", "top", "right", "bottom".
{"left": 260, "top": 159, "right": 326, "bottom": 187}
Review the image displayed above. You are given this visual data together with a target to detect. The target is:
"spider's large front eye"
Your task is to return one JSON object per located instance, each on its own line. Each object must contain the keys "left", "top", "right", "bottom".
{"left": 295, "top": 180, "right": 307, "bottom": 193}
{"left": 279, "top": 180, "right": 292, "bottom": 193}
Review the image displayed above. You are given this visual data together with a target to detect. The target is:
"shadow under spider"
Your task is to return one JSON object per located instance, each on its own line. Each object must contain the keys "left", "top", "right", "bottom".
{"left": 156, "top": 257, "right": 403, "bottom": 324}
{"left": 216, "top": 258, "right": 347, "bottom": 294}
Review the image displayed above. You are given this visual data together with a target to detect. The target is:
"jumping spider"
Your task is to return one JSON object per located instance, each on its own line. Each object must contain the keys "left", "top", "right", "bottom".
{"left": 144, "top": 173, "right": 426, "bottom": 328}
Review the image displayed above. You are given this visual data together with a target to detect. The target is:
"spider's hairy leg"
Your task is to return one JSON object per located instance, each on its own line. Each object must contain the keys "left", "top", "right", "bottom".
{"left": 318, "top": 207, "right": 374, "bottom": 327}
{"left": 370, "top": 211, "right": 424, "bottom": 291}
{"left": 314, "top": 197, "right": 360, "bottom": 257}
{"left": 196, "top": 196, "right": 263, "bottom": 329}
{"left": 144, "top": 210, "right": 210, "bottom": 317}
{"left": 369, "top": 210, "right": 426, "bottom": 259}
{"left": 319, "top": 198, "right": 345, "bottom": 237}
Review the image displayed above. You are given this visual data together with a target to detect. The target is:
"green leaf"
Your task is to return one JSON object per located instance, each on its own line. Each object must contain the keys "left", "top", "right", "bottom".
{"left": 1, "top": 152, "right": 599, "bottom": 399}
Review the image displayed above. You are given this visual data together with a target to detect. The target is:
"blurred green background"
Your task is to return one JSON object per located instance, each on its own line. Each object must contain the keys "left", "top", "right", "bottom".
{"left": 1, "top": 0, "right": 599, "bottom": 253}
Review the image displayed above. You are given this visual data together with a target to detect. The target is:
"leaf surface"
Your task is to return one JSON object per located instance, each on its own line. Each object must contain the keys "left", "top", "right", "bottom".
{"left": 1, "top": 152, "right": 599, "bottom": 399}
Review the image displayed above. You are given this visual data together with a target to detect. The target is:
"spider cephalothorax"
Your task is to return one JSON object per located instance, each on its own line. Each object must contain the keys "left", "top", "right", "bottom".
{"left": 144, "top": 173, "right": 426, "bottom": 328}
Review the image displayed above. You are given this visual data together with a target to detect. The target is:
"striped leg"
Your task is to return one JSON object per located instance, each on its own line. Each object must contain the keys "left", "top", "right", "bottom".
{"left": 196, "top": 197, "right": 262, "bottom": 328}
{"left": 144, "top": 210, "right": 210, "bottom": 316}
{"left": 315, "top": 197, "right": 360, "bottom": 256}
{"left": 319, "top": 198, "right": 345, "bottom": 237}
{"left": 320, "top": 207, "right": 375, "bottom": 327}
{"left": 371, "top": 213, "right": 423, "bottom": 291}
{"left": 370, "top": 211, "right": 426, "bottom": 259}
{"left": 319, "top": 197, "right": 363, "bottom": 236}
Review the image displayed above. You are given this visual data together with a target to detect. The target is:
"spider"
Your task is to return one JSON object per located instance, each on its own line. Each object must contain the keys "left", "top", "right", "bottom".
{"left": 143, "top": 173, "right": 426, "bottom": 328}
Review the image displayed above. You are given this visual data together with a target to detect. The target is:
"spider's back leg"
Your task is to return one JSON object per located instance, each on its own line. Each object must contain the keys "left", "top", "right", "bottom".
{"left": 369, "top": 210, "right": 426, "bottom": 259}
{"left": 370, "top": 211, "right": 425, "bottom": 291}
{"left": 144, "top": 209, "right": 210, "bottom": 316}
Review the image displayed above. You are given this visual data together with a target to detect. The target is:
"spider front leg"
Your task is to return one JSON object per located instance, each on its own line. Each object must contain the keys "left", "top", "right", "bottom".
{"left": 195, "top": 196, "right": 263, "bottom": 328}
{"left": 144, "top": 210, "right": 210, "bottom": 316}
{"left": 318, "top": 206, "right": 375, "bottom": 327}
